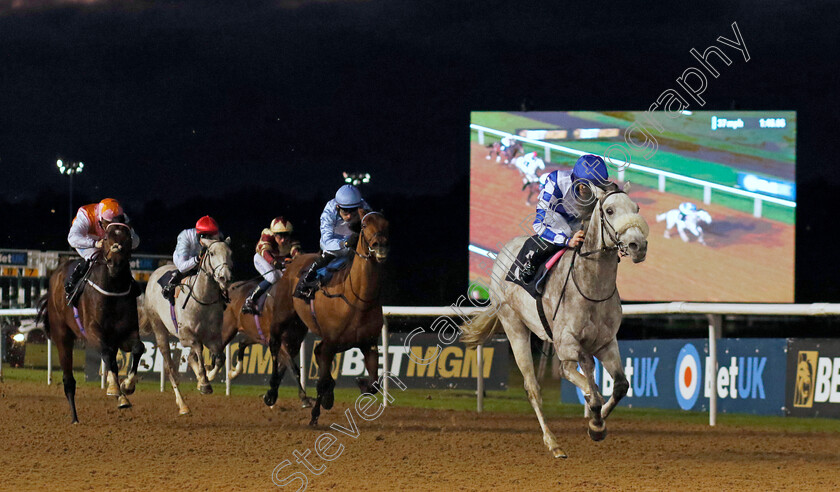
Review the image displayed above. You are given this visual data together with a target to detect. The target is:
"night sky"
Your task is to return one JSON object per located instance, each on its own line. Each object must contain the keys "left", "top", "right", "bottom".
{"left": 1, "top": 0, "right": 838, "bottom": 303}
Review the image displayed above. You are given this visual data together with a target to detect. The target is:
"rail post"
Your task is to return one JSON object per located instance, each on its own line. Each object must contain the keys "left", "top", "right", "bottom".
{"left": 381, "top": 320, "right": 389, "bottom": 407}
{"left": 47, "top": 337, "right": 52, "bottom": 385}
{"left": 299, "top": 341, "right": 306, "bottom": 391}
{"left": 707, "top": 314, "right": 721, "bottom": 426}
{"left": 225, "top": 343, "right": 231, "bottom": 396}
{"left": 477, "top": 344, "right": 484, "bottom": 413}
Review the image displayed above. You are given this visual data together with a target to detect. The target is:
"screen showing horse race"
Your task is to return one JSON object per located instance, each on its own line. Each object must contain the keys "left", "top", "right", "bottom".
{"left": 469, "top": 111, "right": 796, "bottom": 302}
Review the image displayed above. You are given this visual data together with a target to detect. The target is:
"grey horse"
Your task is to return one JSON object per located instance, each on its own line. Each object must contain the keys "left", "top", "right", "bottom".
{"left": 461, "top": 182, "right": 649, "bottom": 458}
{"left": 141, "top": 238, "right": 233, "bottom": 415}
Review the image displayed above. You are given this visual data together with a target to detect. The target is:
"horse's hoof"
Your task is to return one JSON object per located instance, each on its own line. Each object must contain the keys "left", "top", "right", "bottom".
{"left": 227, "top": 371, "right": 239, "bottom": 381}
{"left": 322, "top": 392, "right": 335, "bottom": 410}
{"left": 308, "top": 418, "right": 318, "bottom": 427}
{"left": 198, "top": 384, "right": 213, "bottom": 395}
{"left": 301, "top": 397, "right": 315, "bottom": 408}
{"left": 551, "top": 447, "right": 568, "bottom": 459}
{"left": 588, "top": 422, "right": 607, "bottom": 442}
{"left": 179, "top": 407, "right": 191, "bottom": 416}
{"left": 71, "top": 419, "right": 79, "bottom": 425}
{"left": 106, "top": 387, "right": 120, "bottom": 397}
{"left": 117, "top": 396, "right": 132, "bottom": 409}
{"left": 120, "top": 381, "right": 135, "bottom": 396}
{"left": 263, "top": 392, "right": 278, "bottom": 407}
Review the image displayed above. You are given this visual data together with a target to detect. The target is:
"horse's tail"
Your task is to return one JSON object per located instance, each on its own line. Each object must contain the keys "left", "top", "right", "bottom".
{"left": 460, "top": 304, "right": 501, "bottom": 348}
{"left": 36, "top": 294, "right": 50, "bottom": 337}
{"left": 655, "top": 212, "right": 667, "bottom": 222}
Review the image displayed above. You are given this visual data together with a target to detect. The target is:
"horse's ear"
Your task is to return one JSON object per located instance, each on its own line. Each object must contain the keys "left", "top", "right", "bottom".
{"left": 225, "top": 236, "right": 231, "bottom": 245}
{"left": 622, "top": 181, "right": 631, "bottom": 193}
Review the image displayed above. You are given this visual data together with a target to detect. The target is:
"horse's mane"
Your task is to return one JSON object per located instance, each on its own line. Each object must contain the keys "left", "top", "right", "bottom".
{"left": 600, "top": 181, "right": 620, "bottom": 193}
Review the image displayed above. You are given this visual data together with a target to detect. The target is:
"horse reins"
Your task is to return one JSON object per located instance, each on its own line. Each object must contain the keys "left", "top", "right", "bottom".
{"left": 180, "top": 241, "right": 229, "bottom": 308}
{"left": 551, "top": 189, "right": 626, "bottom": 319}
{"left": 321, "top": 212, "right": 384, "bottom": 311}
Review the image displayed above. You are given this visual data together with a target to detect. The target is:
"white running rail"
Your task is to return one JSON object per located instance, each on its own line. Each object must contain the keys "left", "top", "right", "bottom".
{"left": 471, "top": 123, "right": 796, "bottom": 218}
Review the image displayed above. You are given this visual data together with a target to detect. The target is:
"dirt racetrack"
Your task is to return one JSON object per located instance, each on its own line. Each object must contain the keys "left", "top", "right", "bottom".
{"left": 1, "top": 378, "right": 839, "bottom": 491}
{"left": 470, "top": 142, "right": 795, "bottom": 302}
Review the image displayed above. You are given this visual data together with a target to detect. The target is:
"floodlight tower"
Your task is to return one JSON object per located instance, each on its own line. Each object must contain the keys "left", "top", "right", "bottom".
{"left": 342, "top": 171, "right": 371, "bottom": 187}
{"left": 56, "top": 159, "right": 84, "bottom": 222}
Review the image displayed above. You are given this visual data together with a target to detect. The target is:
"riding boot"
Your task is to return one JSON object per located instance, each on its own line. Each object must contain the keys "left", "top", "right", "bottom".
{"left": 520, "top": 237, "right": 560, "bottom": 284}
{"left": 65, "top": 258, "right": 92, "bottom": 304}
{"left": 242, "top": 280, "right": 272, "bottom": 314}
{"left": 293, "top": 252, "right": 335, "bottom": 299}
{"left": 162, "top": 270, "right": 185, "bottom": 304}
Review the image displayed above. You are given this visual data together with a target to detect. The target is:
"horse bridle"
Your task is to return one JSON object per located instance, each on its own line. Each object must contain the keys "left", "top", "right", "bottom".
{"left": 352, "top": 211, "right": 387, "bottom": 261}
{"left": 322, "top": 212, "right": 385, "bottom": 309}
{"left": 181, "top": 240, "right": 229, "bottom": 306}
{"left": 578, "top": 189, "right": 630, "bottom": 259}
{"left": 553, "top": 188, "right": 627, "bottom": 311}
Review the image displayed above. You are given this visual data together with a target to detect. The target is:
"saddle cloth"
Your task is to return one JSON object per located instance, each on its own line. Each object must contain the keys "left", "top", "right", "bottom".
{"left": 505, "top": 241, "right": 567, "bottom": 299}
{"left": 157, "top": 270, "right": 187, "bottom": 300}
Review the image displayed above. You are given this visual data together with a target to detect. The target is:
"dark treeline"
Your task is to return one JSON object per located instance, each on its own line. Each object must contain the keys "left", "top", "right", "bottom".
{"left": 0, "top": 176, "right": 469, "bottom": 307}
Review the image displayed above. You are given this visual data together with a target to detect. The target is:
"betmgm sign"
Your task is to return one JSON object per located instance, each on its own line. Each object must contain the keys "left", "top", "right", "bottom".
{"left": 786, "top": 339, "right": 840, "bottom": 418}
{"left": 86, "top": 332, "right": 510, "bottom": 390}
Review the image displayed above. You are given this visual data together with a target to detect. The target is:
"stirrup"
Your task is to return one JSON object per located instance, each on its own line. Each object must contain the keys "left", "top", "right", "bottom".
{"left": 520, "top": 263, "right": 537, "bottom": 283}
{"left": 242, "top": 299, "right": 259, "bottom": 315}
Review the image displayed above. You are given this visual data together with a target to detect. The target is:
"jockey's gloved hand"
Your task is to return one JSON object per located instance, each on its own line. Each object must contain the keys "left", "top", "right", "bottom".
{"left": 345, "top": 233, "right": 359, "bottom": 249}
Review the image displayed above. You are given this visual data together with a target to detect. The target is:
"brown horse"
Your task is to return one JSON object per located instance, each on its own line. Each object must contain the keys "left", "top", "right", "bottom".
{"left": 486, "top": 140, "right": 523, "bottom": 164}
{"left": 37, "top": 223, "right": 144, "bottom": 423}
{"left": 221, "top": 279, "right": 313, "bottom": 407}
{"left": 269, "top": 210, "right": 389, "bottom": 426}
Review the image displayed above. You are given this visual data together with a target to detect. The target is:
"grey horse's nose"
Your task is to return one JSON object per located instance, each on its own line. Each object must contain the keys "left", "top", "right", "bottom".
{"left": 628, "top": 242, "right": 639, "bottom": 251}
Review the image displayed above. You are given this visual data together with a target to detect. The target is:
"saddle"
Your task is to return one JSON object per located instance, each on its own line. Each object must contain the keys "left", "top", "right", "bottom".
{"left": 294, "top": 255, "right": 351, "bottom": 301}
{"left": 506, "top": 237, "right": 568, "bottom": 341}
{"left": 158, "top": 269, "right": 189, "bottom": 303}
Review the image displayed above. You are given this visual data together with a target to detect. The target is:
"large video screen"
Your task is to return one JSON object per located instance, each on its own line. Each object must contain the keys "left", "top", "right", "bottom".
{"left": 470, "top": 111, "right": 796, "bottom": 302}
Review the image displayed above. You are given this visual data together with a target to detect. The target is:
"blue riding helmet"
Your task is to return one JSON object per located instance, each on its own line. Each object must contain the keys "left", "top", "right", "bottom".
{"left": 571, "top": 154, "right": 609, "bottom": 186}
{"left": 335, "top": 184, "right": 363, "bottom": 208}
{"left": 679, "top": 202, "right": 698, "bottom": 215}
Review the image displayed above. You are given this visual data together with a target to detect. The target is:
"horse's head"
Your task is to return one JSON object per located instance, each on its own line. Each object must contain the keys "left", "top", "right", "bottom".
{"left": 359, "top": 211, "right": 389, "bottom": 263}
{"left": 102, "top": 223, "right": 133, "bottom": 278}
{"left": 593, "top": 183, "right": 649, "bottom": 263}
{"left": 201, "top": 237, "right": 234, "bottom": 295}
{"left": 697, "top": 210, "right": 713, "bottom": 224}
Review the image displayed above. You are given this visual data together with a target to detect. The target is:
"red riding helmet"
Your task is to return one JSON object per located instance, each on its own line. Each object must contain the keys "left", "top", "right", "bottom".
{"left": 195, "top": 216, "right": 220, "bottom": 235}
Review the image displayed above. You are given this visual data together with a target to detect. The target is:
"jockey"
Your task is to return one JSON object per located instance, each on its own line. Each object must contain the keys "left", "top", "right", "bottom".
{"left": 242, "top": 216, "right": 302, "bottom": 314}
{"left": 500, "top": 136, "right": 513, "bottom": 151}
{"left": 65, "top": 198, "right": 140, "bottom": 302}
{"left": 520, "top": 154, "right": 610, "bottom": 282}
{"left": 294, "top": 184, "right": 370, "bottom": 299}
{"left": 162, "top": 216, "right": 223, "bottom": 303}
{"left": 678, "top": 202, "right": 698, "bottom": 221}
{"left": 516, "top": 151, "right": 546, "bottom": 179}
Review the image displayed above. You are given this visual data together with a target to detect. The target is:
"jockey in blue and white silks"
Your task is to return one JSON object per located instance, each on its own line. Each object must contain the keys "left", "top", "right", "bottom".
{"left": 678, "top": 201, "right": 698, "bottom": 220}
{"left": 294, "top": 184, "right": 371, "bottom": 298}
{"left": 520, "top": 154, "right": 610, "bottom": 282}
